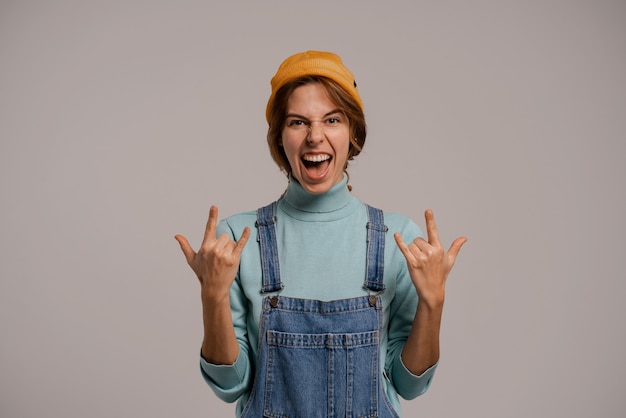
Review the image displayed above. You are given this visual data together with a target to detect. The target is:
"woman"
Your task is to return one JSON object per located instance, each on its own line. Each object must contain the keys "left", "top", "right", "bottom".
{"left": 175, "top": 51, "right": 466, "bottom": 417}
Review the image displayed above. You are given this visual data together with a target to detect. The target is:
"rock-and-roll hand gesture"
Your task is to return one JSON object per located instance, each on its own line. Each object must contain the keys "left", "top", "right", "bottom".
{"left": 175, "top": 205, "right": 250, "bottom": 364}
{"left": 394, "top": 209, "right": 467, "bottom": 309}
{"left": 175, "top": 205, "right": 251, "bottom": 300}
{"left": 393, "top": 209, "right": 466, "bottom": 375}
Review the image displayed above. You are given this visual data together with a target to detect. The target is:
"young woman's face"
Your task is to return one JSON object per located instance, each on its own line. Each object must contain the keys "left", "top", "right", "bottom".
{"left": 280, "top": 83, "right": 350, "bottom": 195}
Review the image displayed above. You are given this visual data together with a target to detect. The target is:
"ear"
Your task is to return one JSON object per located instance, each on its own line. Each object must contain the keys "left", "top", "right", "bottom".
{"left": 278, "top": 136, "right": 283, "bottom": 147}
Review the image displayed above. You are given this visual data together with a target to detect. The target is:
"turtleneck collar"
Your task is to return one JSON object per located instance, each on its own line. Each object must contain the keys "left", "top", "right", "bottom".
{"left": 278, "top": 174, "right": 359, "bottom": 222}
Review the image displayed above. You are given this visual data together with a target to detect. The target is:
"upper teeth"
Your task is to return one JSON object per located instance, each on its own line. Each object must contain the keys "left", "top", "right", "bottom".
{"left": 303, "top": 154, "right": 330, "bottom": 162}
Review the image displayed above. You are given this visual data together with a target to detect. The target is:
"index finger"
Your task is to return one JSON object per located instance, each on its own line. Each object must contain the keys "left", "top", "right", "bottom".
{"left": 424, "top": 209, "right": 441, "bottom": 246}
{"left": 202, "top": 205, "right": 219, "bottom": 244}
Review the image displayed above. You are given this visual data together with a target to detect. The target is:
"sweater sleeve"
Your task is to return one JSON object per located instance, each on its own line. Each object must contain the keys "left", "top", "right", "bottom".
{"left": 384, "top": 214, "right": 438, "bottom": 399}
{"left": 198, "top": 219, "right": 253, "bottom": 403}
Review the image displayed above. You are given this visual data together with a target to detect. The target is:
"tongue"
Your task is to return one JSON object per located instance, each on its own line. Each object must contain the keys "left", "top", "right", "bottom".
{"left": 304, "top": 159, "right": 330, "bottom": 179}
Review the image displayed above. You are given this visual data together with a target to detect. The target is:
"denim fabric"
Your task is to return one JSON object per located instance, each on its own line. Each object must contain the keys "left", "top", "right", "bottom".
{"left": 242, "top": 203, "right": 398, "bottom": 417}
{"left": 256, "top": 202, "right": 282, "bottom": 293}
{"left": 364, "top": 205, "right": 388, "bottom": 293}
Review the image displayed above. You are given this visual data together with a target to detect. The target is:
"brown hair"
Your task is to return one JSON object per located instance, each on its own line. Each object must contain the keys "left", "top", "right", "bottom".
{"left": 266, "top": 76, "right": 367, "bottom": 178}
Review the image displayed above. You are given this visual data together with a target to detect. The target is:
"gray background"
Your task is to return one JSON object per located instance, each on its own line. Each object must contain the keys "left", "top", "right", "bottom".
{"left": 1, "top": 0, "right": 624, "bottom": 417}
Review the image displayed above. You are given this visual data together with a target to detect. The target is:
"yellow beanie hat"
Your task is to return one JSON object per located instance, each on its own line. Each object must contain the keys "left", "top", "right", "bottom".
{"left": 266, "top": 51, "right": 363, "bottom": 122}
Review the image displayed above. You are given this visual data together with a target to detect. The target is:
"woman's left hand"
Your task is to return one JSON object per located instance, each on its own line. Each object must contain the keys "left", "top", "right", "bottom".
{"left": 394, "top": 209, "right": 467, "bottom": 309}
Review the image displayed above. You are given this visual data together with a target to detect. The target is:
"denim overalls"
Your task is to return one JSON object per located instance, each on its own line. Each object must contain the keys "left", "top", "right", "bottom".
{"left": 240, "top": 202, "right": 399, "bottom": 418}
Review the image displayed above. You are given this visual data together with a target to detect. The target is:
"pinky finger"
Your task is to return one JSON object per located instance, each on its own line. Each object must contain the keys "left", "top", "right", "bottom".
{"left": 234, "top": 227, "right": 251, "bottom": 256}
{"left": 394, "top": 232, "right": 413, "bottom": 261}
{"left": 174, "top": 234, "right": 196, "bottom": 265}
{"left": 447, "top": 236, "right": 468, "bottom": 262}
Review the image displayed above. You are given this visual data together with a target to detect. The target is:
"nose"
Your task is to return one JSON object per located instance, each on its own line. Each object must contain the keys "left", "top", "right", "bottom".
{"left": 306, "top": 123, "right": 324, "bottom": 145}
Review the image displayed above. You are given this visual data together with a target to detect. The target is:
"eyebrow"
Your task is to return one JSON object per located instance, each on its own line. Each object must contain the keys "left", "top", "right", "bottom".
{"left": 285, "top": 109, "right": 343, "bottom": 120}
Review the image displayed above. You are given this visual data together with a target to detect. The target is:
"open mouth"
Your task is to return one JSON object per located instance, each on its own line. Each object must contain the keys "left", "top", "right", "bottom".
{"left": 301, "top": 154, "right": 332, "bottom": 178}
{"left": 302, "top": 153, "right": 331, "bottom": 166}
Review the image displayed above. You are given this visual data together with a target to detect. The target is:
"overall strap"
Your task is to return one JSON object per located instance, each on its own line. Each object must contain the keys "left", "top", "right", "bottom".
{"left": 256, "top": 202, "right": 283, "bottom": 293}
{"left": 364, "top": 204, "right": 388, "bottom": 292}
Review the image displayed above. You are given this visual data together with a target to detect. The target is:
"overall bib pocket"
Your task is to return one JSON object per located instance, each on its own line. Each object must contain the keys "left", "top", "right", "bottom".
{"left": 263, "top": 330, "right": 380, "bottom": 418}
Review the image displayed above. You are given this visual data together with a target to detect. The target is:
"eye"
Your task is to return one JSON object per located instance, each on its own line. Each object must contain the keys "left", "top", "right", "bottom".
{"left": 287, "top": 119, "right": 306, "bottom": 127}
{"left": 327, "top": 116, "right": 342, "bottom": 124}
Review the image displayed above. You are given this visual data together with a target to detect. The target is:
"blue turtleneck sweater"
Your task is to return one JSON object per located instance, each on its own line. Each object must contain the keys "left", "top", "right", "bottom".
{"left": 200, "top": 176, "right": 437, "bottom": 416}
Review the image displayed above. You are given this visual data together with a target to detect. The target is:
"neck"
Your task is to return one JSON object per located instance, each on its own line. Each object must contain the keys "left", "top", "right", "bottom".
{"left": 279, "top": 174, "right": 357, "bottom": 221}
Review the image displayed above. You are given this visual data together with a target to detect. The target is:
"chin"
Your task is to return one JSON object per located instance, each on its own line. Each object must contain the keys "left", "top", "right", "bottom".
{"left": 292, "top": 168, "right": 341, "bottom": 195}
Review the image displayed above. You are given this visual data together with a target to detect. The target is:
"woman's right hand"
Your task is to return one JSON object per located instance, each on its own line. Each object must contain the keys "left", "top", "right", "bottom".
{"left": 175, "top": 205, "right": 251, "bottom": 301}
{"left": 175, "top": 205, "right": 250, "bottom": 364}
